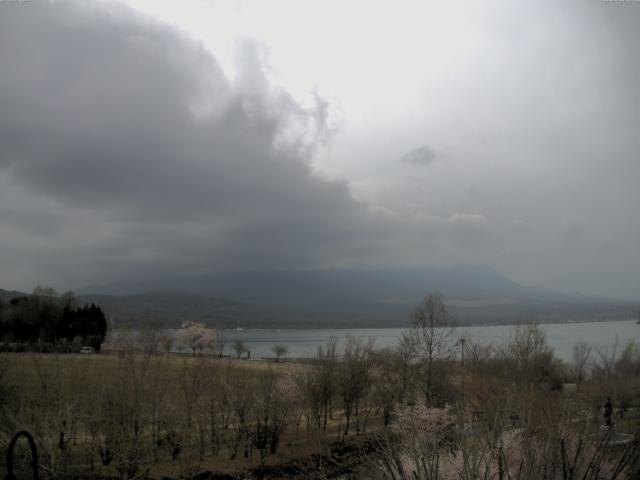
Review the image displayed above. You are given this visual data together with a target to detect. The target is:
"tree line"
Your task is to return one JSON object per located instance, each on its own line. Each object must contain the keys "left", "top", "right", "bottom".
{"left": 0, "top": 286, "right": 107, "bottom": 351}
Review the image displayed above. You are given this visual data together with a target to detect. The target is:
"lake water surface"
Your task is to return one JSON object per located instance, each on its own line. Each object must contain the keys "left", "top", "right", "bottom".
{"left": 220, "top": 320, "right": 640, "bottom": 361}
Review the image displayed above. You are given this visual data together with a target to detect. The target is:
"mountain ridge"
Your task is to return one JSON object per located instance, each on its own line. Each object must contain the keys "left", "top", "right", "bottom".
{"left": 3, "top": 266, "right": 635, "bottom": 329}
{"left": 75, "top": 266, "right": 636, "bottom": 327}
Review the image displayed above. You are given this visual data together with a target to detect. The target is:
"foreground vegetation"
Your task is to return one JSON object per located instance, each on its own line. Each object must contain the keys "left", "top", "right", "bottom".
{"left": 1, "top": 294, "right": 640, "bottom": 479}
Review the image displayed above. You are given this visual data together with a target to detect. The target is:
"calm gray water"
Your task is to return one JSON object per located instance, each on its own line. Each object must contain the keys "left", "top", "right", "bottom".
{"left": 218, "top": 320, "right": 640, "bottom": 361}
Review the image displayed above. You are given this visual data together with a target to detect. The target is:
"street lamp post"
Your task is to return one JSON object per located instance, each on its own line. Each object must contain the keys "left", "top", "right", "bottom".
{"left": 460, "top": 337, "right": 466, "bottom": 411}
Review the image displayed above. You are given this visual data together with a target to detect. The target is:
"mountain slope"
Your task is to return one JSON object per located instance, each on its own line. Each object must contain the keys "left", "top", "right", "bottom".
{"left": 80, "top": 266, "right": 524, "bottom": 305}
{"left": 4, "top": 267, "right": 635, "bottom": 329}
{"left": 77, "top": 291, "right": 311, "bottom": 329}
{"left": 76, "top": 267, "right": 637, "bottom": 327}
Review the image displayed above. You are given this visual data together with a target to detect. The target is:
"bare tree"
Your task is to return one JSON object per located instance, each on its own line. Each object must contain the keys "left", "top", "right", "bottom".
{"left": 252, "top": 368, "right": 294, "bottom": 461}
{"left": 299, "top": 337, "right": 338, "bottom": 431}
{"left": 271, "top": 344, "right": 289, "bottom": 362}
{"left": 338, "top": 337, "right": 373, "bottom": 435}
{"left": 177, "top": 358, "right": 208, "bottom": 429}
{"left": 232, "top": 340, "right": 248, "bottom": 360}
{"left": 159, "top": 334, "right": 174, "bottom": 355}
{"left": 214, "top": 327, "right": 226, "bottom": 357}
{"left": 464, "top": 337, "right": 495, "bottom": 372}
{"left": 403, "top": 292, "right": 455, "bottom": 403}
{"left": 615, "top": 339, "right": 640, "bottom": 377}
{"left": 370, "top": 347, "right": 412, "bottom": 426}
{"left": 572, "top": 340, "right": 592, "bottom": 386}
{"left": 138, "top": 330, "right": 159, "bottom": 355}
{"left": 593, "top": 337, "right": 620, "bottom": 379}
{"left": 501, "top": 323, "right": 560, "bottom": 387}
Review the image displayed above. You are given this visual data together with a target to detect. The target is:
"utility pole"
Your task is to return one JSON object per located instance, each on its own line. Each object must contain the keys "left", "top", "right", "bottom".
{"left": 460, "top": 337, "right": 466, "bottom": 405}
{"left": 459, "top": 336, "right": 466, "bottom": 437}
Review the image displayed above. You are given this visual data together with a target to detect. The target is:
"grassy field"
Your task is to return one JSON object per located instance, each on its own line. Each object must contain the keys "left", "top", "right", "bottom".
{"left": 0, "top": 351, "right": 382, "bottom": 479}
{"left": 1, "top": 352, "right": 306, "bottom": 388}
{"left": 2, "top": 329, "right": 640, "bottom": 480}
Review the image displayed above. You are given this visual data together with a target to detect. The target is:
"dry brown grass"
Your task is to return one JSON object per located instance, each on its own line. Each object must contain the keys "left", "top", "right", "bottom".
{"left": 0, "top": 351, "right": 370, "bottom": 479}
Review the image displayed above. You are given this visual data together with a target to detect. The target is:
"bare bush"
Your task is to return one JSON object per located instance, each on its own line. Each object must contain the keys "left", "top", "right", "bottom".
{"left": 572, "top": 340, "right": 592, "bottom": 386}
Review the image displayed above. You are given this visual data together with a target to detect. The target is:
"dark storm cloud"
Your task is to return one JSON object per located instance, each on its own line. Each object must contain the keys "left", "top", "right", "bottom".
{"left": 2, "top": 0, "right": 640, "bottom": 300}
{"left": 0, "top": 0, "right": 392, "bottom": 288}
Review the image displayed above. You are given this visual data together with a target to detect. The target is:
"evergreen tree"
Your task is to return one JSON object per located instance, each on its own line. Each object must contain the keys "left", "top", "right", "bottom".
{"left": 0, "top": 290, "right": 107, "bottom": 351}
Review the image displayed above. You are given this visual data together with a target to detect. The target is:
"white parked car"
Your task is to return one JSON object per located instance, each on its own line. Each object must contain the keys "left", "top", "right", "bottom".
{"left": 79, "top": 346, "right": 94, "bottom": 354}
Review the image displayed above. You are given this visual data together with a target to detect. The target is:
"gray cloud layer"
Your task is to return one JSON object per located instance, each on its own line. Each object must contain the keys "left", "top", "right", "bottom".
{"left": 1, "top": 0, "right": 639, "bottom": 300}
{"left": 400, "top": 146, "right": 437, "bottom": 167}
{"left": 0, "top": 1, "right": 395, "bottom": 289}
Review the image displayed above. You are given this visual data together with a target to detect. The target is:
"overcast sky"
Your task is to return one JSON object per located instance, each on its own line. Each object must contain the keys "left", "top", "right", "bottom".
{"left": 1, "top": 0, "right": 639, "bottom": 299}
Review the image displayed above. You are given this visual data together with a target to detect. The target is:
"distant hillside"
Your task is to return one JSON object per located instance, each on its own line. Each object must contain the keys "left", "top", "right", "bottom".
{"left": 0, "top": 289, "right": 26, "bottom": 302}
{"left": 76, "top": 291, "right": 313, "bottom": 329}
{"left": 79, "top": 266, "right": 527, "bottom": 305}
{"left": 74, "top": 267, "right": 637, "bottom": 328}
{"left": 4, "top": 266, "right": 636, "bottom": 330}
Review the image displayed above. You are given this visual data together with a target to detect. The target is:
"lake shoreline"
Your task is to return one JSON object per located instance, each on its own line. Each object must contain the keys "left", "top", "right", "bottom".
{"left": 105, "top": 319, "right": 640, "bottom": 362}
